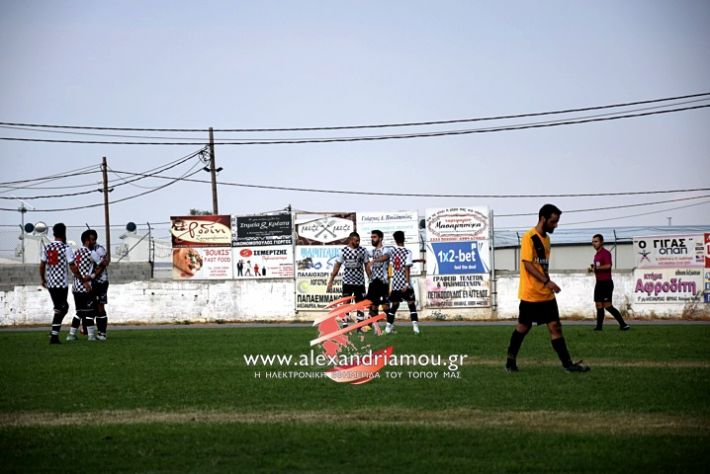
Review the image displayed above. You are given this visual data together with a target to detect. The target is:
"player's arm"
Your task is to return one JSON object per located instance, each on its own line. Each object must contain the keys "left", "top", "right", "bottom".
{"left": 522, "top": 260, "right": 560, "bottom": 293}
{"left": 326, "top": 261, "right": 342, "bottom": 292}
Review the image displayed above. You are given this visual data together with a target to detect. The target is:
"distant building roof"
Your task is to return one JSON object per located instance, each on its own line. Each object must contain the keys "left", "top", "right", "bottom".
{"left": 493, "top": 225, "right": 710, "bottom": 248}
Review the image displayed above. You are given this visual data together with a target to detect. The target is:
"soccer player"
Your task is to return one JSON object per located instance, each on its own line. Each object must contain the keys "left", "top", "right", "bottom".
{"left": 386, "top": 231, "right": 420, "bottom": 334}
{"left": 590, "top": 234, "right": 630, "bottom": 331}
{"left": 39, "top": 223, "right": 86, "bottom": 344}
{"left": 505, "top": 204, "right": 590, "bottom": 373}
{"left": 366, "top": 230, "right": 393, "bottom": 323}
{"left": 67, "top": 230, "right": 100, "bottom": 341}
{"left": 88, "top": 229, "right": 110, "bottom": 341}
{"left": 326, "top": 232, "right": 371, "bottom": 326}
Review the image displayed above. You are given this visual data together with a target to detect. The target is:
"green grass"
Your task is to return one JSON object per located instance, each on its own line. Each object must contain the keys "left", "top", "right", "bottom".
{"left": 1, "top": 325, "right": 709, "bottom": 473}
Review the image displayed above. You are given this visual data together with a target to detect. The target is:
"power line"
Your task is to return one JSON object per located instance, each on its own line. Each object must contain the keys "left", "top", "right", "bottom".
{"left": 0, "top": 168, "right": 100, "bottom": 186}
{"left": 108, "top": 171, "right": 710, "bottom": 199}
{"left": 1, "top": 104, "right": 709, "bottom": 145}
{"left": 1, "top": 92, "right": 708, "bottom": 132}
{"left": 561, "top": 199, "right": 710, "bottom": 226}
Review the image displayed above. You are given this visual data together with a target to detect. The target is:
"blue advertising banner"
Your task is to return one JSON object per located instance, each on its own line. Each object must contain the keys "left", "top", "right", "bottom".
{"left": 426, "top": 241, "right": 489, "bottom": 275}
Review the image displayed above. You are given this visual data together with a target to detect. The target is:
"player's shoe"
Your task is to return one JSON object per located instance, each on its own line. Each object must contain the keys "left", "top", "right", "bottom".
{"left": 620, "top": 324, "right": 631, "bottom": 331}
{"left": 385, "top": 323, "right": 393, "bottom": 335}
{"left": 593, "top": 326, "right": 603, "bottom": 331}
{"left": 412, "top": 323, "right": 420, "bottom": 335}
{"left": 49, "top": 335, "right": 61, "bottom": 345}
{"left": 87, "top": 334, "right": 97, "bottom": 341}
{"left": 564, "top": 361, "right": 590, "bottom": 373}
{"left": 66, "top": 333, "right": 78, "bottom": 342}
{"left": 96, "top": 333, "right": 107, "bottom": 341}
{"left": 505, "top": 359, "right": 519, "bottom": 373}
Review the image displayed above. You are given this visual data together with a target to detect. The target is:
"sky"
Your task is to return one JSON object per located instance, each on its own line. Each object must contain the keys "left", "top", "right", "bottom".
{"left": 1, "top": 0, "right": 709, "bottom": 249}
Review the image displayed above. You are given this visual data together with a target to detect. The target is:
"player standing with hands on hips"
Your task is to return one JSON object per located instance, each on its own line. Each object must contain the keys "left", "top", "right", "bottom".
{"left": 505, "top": 204, "right": 590, "bottom": 373}
{"left": 590, "top": 234, "right": 630, "bottom": 331}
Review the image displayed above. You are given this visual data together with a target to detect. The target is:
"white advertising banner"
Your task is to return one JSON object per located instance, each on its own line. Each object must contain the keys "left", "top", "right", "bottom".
{"left": 357, "top": 210, "right": 422, "bottom": 274}
{"left": 633, "top": 234, "right": 705, "bottom": 269}
{"left": 425, "top": 207, "right": 490, "bottom": 242}
{"left": 426, "top": 274, "right": 491, "bottom": 308}
{"left": 233, "top": 245, "right": 294, "bottom": 279}
{"left": 172, "top": 248, "right": 233, "bottom": 280}
{"left": 633, "top": 268, "right": 703, "bottom": 304}
{"left": 295, "top": 245, "right": 342, "bottom": 310}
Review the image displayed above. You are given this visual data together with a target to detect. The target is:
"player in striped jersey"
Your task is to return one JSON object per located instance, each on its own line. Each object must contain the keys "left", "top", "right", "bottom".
{"left": 386, "top": 231, "right": 420, "bottom": 334}
{"left": 88, "top": 229, "right": 110, "bottom": 340}
{"left": 39, "top": 223, "right": 87, "bottom": 344}
{"left": 66, "top": 230, "right": 101, "bottom": 342}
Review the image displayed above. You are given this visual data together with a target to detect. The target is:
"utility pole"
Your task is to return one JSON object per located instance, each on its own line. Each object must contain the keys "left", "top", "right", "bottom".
{"left": 101, "top": 157, "right": 111, "bottom": 259}
{"left": 209, "top": 127, "right": 219, "bottom": 214}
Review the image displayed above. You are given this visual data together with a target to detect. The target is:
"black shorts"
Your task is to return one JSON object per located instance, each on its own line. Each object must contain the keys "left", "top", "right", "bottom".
{"left": 48, "top": 287, "right": 69, "bottom": 313}
{"left": 594, "top": 280, "right": 614, "bottom": 303}
{"left": 518, "top": 299, "right": 560, "bottom": 326}
{"left": 93, "top": 281, "right": 109, "bottom": 304}
{"left": 390, "top": 288, "right": 415, "bottom": 303}
{"left": 342, "top": 284, "right": 366, "bottom": 302}
{"left": 73, "top": 292, "right": 95, "bottom": 316}
{"left": 366, "top": 279, "right": 390, "bottom": 306}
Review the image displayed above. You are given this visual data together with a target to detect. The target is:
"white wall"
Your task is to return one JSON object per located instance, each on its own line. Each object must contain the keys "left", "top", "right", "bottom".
{"left": 1, "top": 271, "right": 701, "bottom": 327}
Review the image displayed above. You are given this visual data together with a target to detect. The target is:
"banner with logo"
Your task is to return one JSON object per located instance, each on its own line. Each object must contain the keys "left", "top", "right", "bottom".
{"left": 425, "top": 207, "right": 489, "bottom": 242}
{"left": 295, "top": 213, "right": 356, "bottom": 246}
{"left": 357, "top": 210, "right": 422, "bottom": 274}
{"left": 171, "top": 215, "right": 232, "bottom": 248}
{"left": 172, "top": 247, "right": 233, "bottom": 280}
{"left": 295, "top": 239, "right": 344, "bottom": 310}
{"left": 423, "top": 207, "right": 491, "bottom": 307}
{"left": 705, "top": 233, "right": 710, "bottom": 268}
{"left": 231, "top": 214, "right": 292, "bottom": 247}
{"left": 633, "top": 235, "right": 705, "bottom": 269}
{"left": 233, "top": 246, "right": 294, "bottom": 279}
{"left": 632, "top": 268, "right": 703, "bottom": 304}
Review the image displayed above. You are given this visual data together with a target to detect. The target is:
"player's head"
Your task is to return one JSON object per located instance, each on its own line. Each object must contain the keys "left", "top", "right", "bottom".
{"left": 393, "top": 231, "right": 405, "bottom": 245}
{"left": 52, "top": 223, "right": 67, "bottom": 241}
{"left": 87, "top": 229, "right": 98, "bottom": 249}
{"left": 538, "top": 204, "right": 562, "bottom": 234}
{"left": 80, "top": 230, "right": 93, "bottom": 246}
{"left": 371, "top": 229, "right": 383, "bottom": 246}
{"left": 592, "top": 234, "right": 604, "bottom": 250}
{"left": 348, "top": 232, "right": 360, "bottom": 248}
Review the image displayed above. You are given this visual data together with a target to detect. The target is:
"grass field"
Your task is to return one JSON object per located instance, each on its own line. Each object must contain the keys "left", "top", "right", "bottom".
{"left": 1, "top": 324, "right": 709, "bottom": 473}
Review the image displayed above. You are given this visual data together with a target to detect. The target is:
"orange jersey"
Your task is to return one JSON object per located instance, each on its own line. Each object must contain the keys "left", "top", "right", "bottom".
{"left": 518, "top": 227, "right": 555, "bottom": 302}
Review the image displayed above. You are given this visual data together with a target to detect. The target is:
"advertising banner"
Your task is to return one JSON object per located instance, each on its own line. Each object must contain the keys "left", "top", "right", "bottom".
{"left": 170, "top": 215, "right": 232, "bottom": 248}
{"left": 425, "top": 241, "right": 490, "bottom": 275}
{"left": 172, "top": 247, "right": 233, "bottom": 280}
{"left": 233, "top": 245, "right": 294, "bottom": 279}
{"left": 705, "top": 233, "right": 710, "bottom": 268}
{"left": 295, "top": 213, "right": 356, "bottom": 245}
{"left": 231, "top": 214, "right": 292, "bottom": 247}
{"left": 426, "top": 274, "right": 490, "bottom": 308}
{"left": 632, "top": 268, "right": 703, "bottom": 304}
{"left": 295, "top": 245, "right": 342, "bottom": 310}
{"left": 633, "top": 234, "right": 705, "bottom": 268}
{"left": 425, "top": 207, "right": 489, "bottom": 242}
{"left": 357, "top": 210, "right": 422, "bottom": 274}
{"left": 705, "top": 269, "right": 710, "bottom": 304}
{"left": 423, "top": 207, "right": 491, "bottom": 307}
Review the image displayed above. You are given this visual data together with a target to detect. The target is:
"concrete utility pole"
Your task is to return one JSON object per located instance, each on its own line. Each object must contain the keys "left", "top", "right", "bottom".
{"left": 101, "top": 156, "right": 111, "bottom": 259}
{"left": 209, "top": 127, "right": 219, "bottom": 214}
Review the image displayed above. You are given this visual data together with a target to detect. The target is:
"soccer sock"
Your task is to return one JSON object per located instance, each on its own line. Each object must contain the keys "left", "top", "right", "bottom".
{"left": 71, "top": 315, "right": 81, "bottom": 329}
{"left": 596, "top": 308, "right": 605, "bottom": 328}
{"left": 407, "top": 302, "right": 418, "bottom": 322}
{"left": 507, "top": 329, "right": 526, "bottom": 361}
{"left": 387, "top": 303, "right": 399, "bottom": 324}
{"left": 605, "top": 306, "right": 626, "bottom": 326}
{"left": 551, "top": 337, "right": 573, "bottom": 367}
{"left": 96, "top": 310, "right": 108, "bottom": 335}
{"left": 50, "top": 311, "right": 64, "bottom": 337}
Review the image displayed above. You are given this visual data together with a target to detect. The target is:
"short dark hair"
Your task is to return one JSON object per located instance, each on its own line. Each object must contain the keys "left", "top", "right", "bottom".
{"left": 371, "top": 229, "right": 383, "bottom": 238}
{"left": 539, "top": 204, "right": 562, "bottom": 220}
{"left": 88, "top": 229, "right": 98, "bottom": 239}
{"left": 349, "top": 232, "right": 360, "bottom": 238}
{"left": 52, "top": 223, "right": 67, "bottom": 239}
{"left": 81, "top": 230, "right": 92, "bottom": 244}
{"left": 393, "top": 230, "right": 405, "bottom": 244}
{"left": 593, "top": 233, "right": 604, "bottom": 242}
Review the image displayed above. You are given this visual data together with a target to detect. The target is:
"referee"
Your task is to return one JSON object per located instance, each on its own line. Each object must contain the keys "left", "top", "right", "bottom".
{"left": 590, "top": 234, "right": 630, "bottom": 331}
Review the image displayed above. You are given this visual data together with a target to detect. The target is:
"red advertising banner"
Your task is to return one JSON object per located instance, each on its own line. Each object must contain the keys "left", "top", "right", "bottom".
{"left": 171, "top": 215, "right": 232, "bottom": 247}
